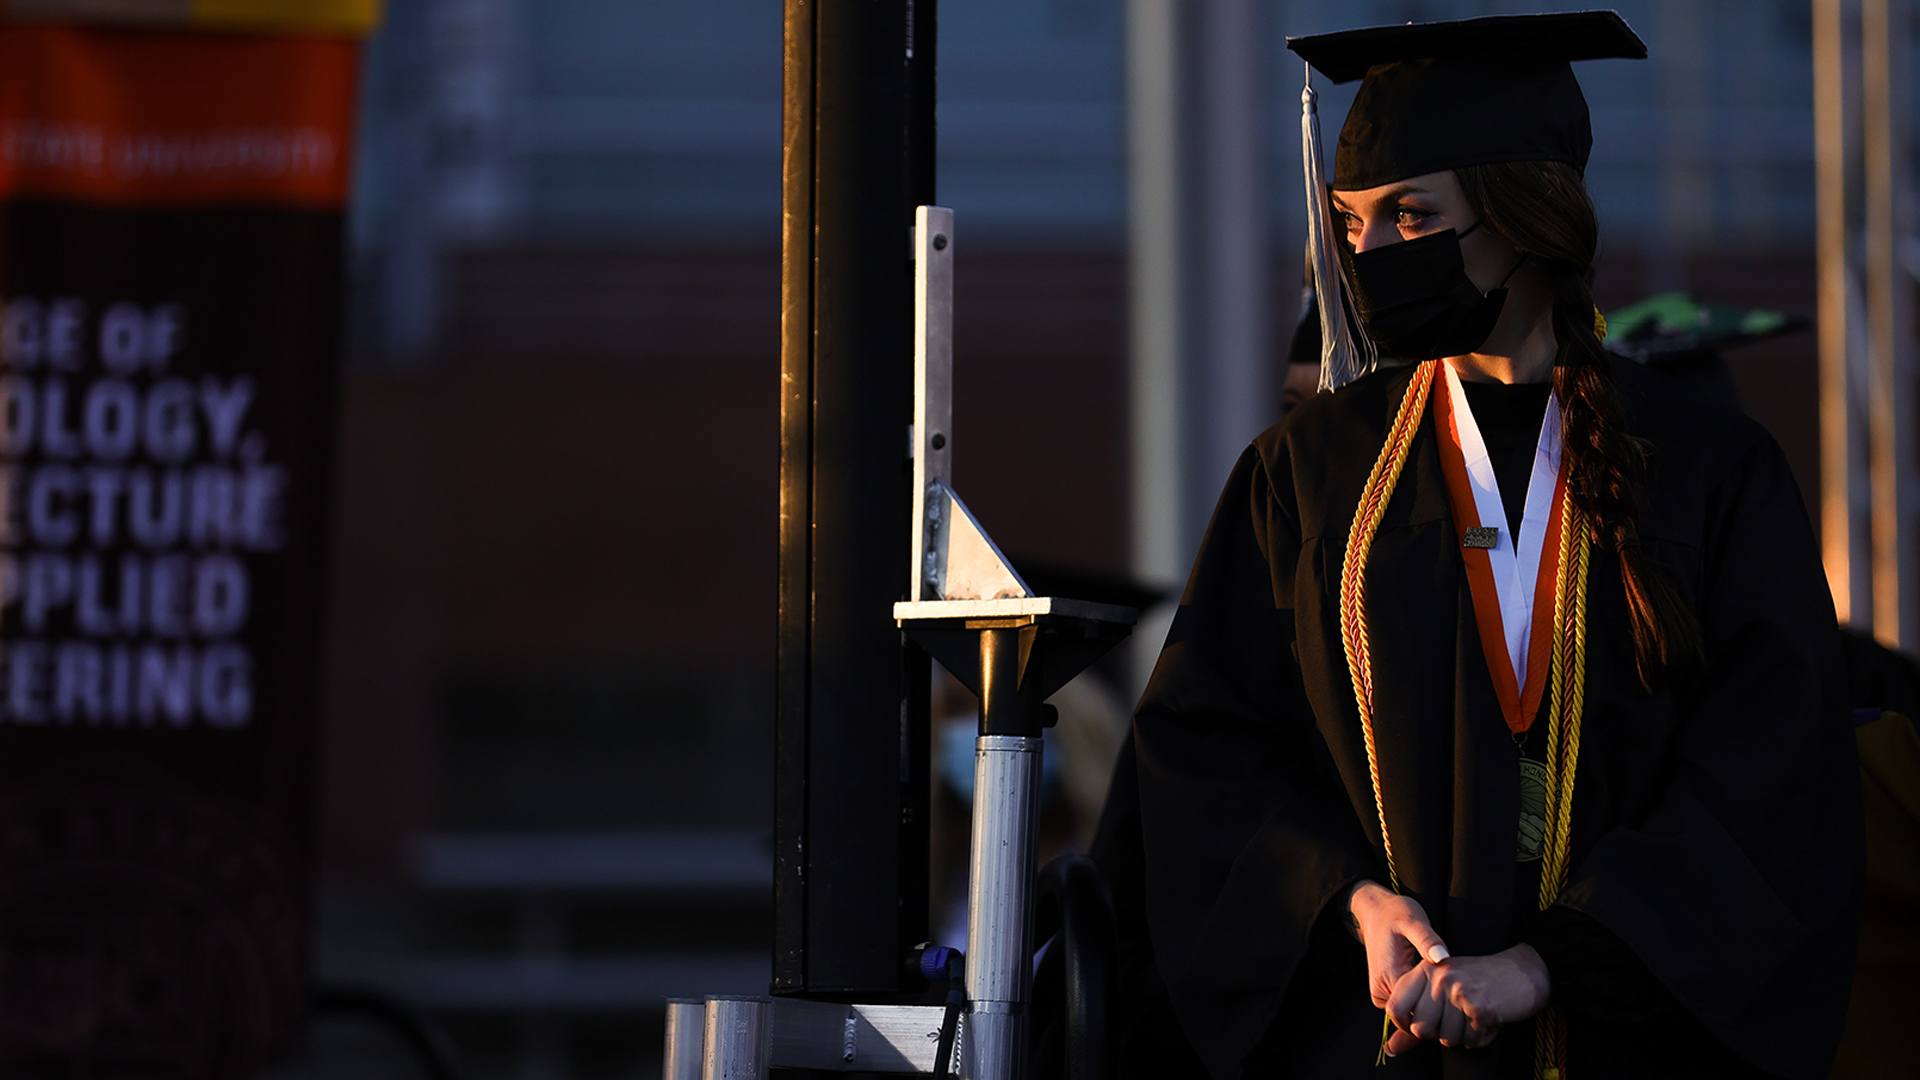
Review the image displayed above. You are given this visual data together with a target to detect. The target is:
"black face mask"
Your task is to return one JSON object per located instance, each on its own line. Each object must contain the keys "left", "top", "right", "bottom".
{"left": 1344, "top": 222, "right": 1522, "bottom": 361}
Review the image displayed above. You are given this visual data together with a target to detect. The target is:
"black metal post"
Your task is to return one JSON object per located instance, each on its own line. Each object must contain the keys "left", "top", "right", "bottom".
{"left": 977, "top": 625, "right": 1041, "bottom": 737}
{"left": 776, "top": 0, "right": 937, "bottom": 998}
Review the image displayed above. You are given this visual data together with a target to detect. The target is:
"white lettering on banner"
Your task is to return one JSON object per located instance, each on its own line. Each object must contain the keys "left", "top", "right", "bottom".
{"left": 112, "top": 129, "right": 335, "bottom": 181}
{"left": 0, "top": 375, "right": 259, "bottom": 463}
{"left": 27, "top": 464, "right": 78, "bottom": 547}
{"left": 98, "top": 302, "right": 186, "bottom": 373}
{"left": 0, "top": 297, "right": 88, "bottom": 372}
{"left": 0, "top": 553, "right": 254, "bottom": 637}
{"left": 0, "top": 120, "right": 333, "bottom": 185}
{"left": 0, "top": 640, "right": 254, "bottom": 729}
{"left": 0, "top": 122, "right": 107, "bottom": 175}
{"left": 200, "top": 380, "right": 253, "bottom": 458}
{"left": 0, "top": 465, "right": 289, "bottom": 549}
{"left": 84, "top": 379, "right": 140, "bottom": 460}
{"left": 0, "top": 295, "right": 288, "bottom": 732}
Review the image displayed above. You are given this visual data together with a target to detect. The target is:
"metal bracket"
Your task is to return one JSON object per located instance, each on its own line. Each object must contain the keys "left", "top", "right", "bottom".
{"left": 664, "top": 997, "right": 960, "bottom": 1075}
{"left": 910, "top": 205, "right": 1032, "bottom": 604}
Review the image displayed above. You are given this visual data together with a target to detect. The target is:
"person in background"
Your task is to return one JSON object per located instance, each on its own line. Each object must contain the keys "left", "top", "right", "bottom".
{"left": 1597, "top": 290, "right": 1919, "bottom": 1080}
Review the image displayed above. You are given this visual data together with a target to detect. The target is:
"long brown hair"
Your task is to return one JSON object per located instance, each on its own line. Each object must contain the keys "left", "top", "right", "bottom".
{"left": 1454, "top": 160, "right": 1701, "bottom": 686}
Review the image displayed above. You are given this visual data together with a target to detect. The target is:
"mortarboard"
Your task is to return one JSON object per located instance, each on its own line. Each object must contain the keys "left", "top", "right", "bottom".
{"left": 1602, "top": 292, "right": 1811, "bottom": 411}
{"left": 1603, "top": 292, "right": 1809, "bottom": 364}
{"left": 1286, "top": 11, "right": 1647, "bottom": 391}
{"left": 1288, "top": 11, "right": 1647, "bottom": 190}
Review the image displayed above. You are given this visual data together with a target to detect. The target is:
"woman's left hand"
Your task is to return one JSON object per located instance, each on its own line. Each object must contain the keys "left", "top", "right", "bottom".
{"left": 1382, "top": 944, "right": 1551, "bottom": 1057}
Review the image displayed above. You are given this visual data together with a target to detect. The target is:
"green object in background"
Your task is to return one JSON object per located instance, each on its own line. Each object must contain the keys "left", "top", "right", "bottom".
{"left": 1604, "top": 291, "right": 1808, "bottom": 362}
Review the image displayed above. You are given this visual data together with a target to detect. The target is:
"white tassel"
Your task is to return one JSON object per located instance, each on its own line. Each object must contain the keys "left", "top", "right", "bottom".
{"left": 1301, "top": 62, "right": 1375, "bottom": 392}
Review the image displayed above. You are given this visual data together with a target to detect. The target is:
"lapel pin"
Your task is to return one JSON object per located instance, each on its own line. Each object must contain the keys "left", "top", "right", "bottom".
{"left": 1463, "top": 526, "right": 1499, "bottom": 550}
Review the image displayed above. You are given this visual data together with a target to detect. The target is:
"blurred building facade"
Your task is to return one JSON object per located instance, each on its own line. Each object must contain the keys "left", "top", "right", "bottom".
{"left": 307, "top": 2, "right": 1912, "bottom": 1077}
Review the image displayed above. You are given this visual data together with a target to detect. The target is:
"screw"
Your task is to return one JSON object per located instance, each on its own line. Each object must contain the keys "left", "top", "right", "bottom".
{"left": 933, "top": 234, "right": 948, "bottom": 251}
{"left": 931, "top": 432, "right": 946, "bottom": 450}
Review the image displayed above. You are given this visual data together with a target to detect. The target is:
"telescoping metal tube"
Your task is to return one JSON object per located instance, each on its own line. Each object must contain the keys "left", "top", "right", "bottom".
{"left": 965, "top": 731, "right": 1042, "bottom": 1079}
{"left": 700, "top": 996, "right": 771, "bottom": 1080}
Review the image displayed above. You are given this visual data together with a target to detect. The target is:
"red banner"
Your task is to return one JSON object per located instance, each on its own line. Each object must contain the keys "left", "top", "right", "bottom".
{"left": 0, "top": 25, "right": 357, "bottom": 207}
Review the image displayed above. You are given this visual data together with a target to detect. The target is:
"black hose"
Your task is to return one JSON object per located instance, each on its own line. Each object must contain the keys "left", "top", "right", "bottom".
{"left": 1036, "top": 852, "right": 1117, "bottom": 1080}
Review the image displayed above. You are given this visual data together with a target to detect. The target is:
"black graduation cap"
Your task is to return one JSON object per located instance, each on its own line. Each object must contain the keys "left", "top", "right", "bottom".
{"left": 1287, "top": 11, "right": 1647, "bottom": 190}
{"left": 1600, "top": 292, "right": 1812, "bottom": 411}
{"left": 1603, "top": 292, "right": 1810, "bottom": 364}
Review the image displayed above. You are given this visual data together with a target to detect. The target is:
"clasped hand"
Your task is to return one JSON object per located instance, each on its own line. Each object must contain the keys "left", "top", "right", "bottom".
{"left": 1346, "top": 880, "right": 1551, "bottom": 1056}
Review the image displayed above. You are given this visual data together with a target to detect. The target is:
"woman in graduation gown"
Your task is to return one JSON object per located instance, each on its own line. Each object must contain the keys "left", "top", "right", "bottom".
{"left": 1131, "top": 12, "right": 1862, "bottom": 1079}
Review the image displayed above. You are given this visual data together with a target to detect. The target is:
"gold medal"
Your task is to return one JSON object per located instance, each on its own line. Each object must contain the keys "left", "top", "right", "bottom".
{"left": 1517, "top": 757, "right": 1548, "bottom": 862}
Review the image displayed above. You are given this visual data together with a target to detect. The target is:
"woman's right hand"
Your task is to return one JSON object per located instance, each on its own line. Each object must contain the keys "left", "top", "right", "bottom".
{"left": 1346, "top": 879, "right": 1451, "bottom": 1011}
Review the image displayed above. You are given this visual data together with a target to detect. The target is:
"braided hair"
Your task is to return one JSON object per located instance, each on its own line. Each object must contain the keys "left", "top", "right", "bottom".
{"left": 1455, "top": 161, "right": 1701, "bottom": 686}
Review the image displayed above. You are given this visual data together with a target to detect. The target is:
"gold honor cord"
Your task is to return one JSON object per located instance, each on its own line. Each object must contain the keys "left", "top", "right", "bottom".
{"left": 1534, "top": 489, "right": 1592, "bottom": 1080}
{"left": 1338, "top": 360, "right": 1594, "bottom": 1077}
{"left": 1340, "top": 360, "right": 1437, "bottom": 897}
{"left": 1338, "top": 360, "right": 1436, "bottom": 1066}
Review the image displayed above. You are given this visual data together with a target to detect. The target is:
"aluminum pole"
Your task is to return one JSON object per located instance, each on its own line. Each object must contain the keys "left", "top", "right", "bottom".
{"left": 1124, "top": 0, "right": 1270, "bottom": 694}
{"left": 962, "top": 625, "right": 1044, "bottom": 1080}
{"left": 1863, "top": 0, "right": 1917, "bottom": 648}
{"left": 701, "top": 997, "right": 772, "bottom": 1080}
{"left": 663, "top": 998, "right": 706, "bottom": 1080}
{"left": 1814, "top": 0, "right": 1872, "bottom": 626}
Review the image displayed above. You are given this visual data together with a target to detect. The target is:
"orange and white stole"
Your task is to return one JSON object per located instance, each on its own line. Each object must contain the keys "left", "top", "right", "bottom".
{"left": 1431, "top": 360, "right": 1568, "bottom": 741}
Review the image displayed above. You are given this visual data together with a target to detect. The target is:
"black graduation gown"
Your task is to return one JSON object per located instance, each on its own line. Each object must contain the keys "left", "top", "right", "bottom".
{"left": 1132, "top": 359, "right": 1862, "bottom": 1079}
